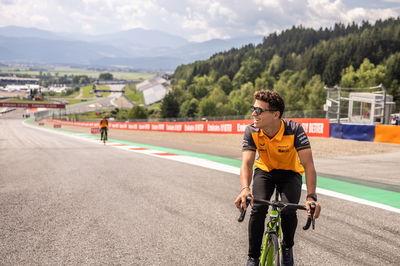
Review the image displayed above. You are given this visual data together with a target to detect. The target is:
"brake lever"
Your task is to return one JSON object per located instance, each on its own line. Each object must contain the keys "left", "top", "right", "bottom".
{"left": 238, "top": 195, "right": 252, "bottom": 222}
{"left": 303, "top": 202, "right": 316, "bottom": 230}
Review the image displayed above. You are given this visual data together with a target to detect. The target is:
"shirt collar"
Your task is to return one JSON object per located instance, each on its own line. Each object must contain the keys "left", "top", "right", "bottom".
{"left": 260, "top": 120, "right": 284, "bottom": 141}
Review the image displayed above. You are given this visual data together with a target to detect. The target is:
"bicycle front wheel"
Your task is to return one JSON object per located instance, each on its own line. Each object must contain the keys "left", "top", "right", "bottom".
{"left": 260, "top": 233, "right": 280, "bottom": 266}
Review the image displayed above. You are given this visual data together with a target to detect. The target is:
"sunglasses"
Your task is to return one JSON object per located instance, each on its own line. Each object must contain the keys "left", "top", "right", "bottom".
{"left": 250, "top": 106, "right": 278, "bottom": 115}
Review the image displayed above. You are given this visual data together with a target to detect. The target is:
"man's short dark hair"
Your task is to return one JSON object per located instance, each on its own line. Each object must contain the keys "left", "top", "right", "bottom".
{"left": 254, "top": 90, "right": 285, "bottom": 118}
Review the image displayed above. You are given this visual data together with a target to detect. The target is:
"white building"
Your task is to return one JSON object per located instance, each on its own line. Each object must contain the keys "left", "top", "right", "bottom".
{"left": 0, "top": 77, "right": 40, "bottom": 92}
{"left": 4, "top": 84, "right": 40, "bottom": 92}
{"left": 136, "top": 76, "right": 170, "bottom": 105}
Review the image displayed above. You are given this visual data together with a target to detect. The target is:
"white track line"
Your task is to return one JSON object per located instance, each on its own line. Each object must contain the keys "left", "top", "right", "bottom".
{"left": 23, "top": 121, "right": 400, "bottom": 213}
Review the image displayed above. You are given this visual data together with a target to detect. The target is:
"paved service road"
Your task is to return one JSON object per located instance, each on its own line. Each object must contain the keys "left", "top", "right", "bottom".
{"left": 1, "top": 113, "right": 399, "bottom": 265}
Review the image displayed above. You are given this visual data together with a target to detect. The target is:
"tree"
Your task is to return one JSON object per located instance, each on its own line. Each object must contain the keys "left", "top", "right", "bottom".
{"left": 188, "top": 76, "right": 213, "bottom": 99}
{"left": 161, "top": 91, "right": 180, "bottom": 118}
{"left": 340, "top": 58, "right": 387, "bottom": 88}
{"left": 179, "top": 98, "right": 199, "bottom": 118}
{"left": 217, "top": 75, "right": 233, "bottom": 95}
{"left": 111, "top": 107, "right": 120, "bottom": 117}
{"left": 303, "top": 75, "right": 326, "bottom": 112}
{"left": 99, "top": 72, "right": 113, "bottom": 80}
{"left": 198, "top": 98, "right": 217, "bottom": 117}
{"left": 128, "top": 106, "right": 148, "bottom": 119}
{"left": 255, "top": 69, "right": 276, "bottom": 90}
{"left": 72, "top": 75, "right": 90, "bottom": 84}
{"left": 240, "top": 82, "right": 257, "bottom": 107}
{"left": 147, "top": 103, "right": 162, "bottom": 119}
{"left": 232, "top": 57, "right": 263, "bottom": 88}
{"left": 385, "top": 53, "right": 400, "bottom": 105}
{"left": 219, "top": 104, "right": 237, "bottom": 116}
{"left": 267, "top": 54, "right": 284, "bottom": 78}
{"left": 209, "top": 86, "right": 228, "bottom": 104}
{"left": 385, "top": 52, "right": 400, "bottom": 81}
{"left": 228, "top": 90, "right": 251, "bottom": 115}
{"left": 273, "top": 70, "right": 307, "bottom": 111}
{"left": 323, "top": 53, "right": 343, "bottom": 86}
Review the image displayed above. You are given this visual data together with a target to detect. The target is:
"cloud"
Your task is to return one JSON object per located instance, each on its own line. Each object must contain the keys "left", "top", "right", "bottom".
{"left": 0, "top": 0, "right": 398, "bottom": 41}
{"left": 0, "top": 0, "right": 15, "bottom": 4}
{"left": 345, "top": 7, "right": 398, "bottom": 22}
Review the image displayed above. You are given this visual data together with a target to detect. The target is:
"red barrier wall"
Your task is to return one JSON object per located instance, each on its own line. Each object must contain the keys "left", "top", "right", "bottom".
{"left": 289, "top": 118, "right": 330, "bottom": 137}
{"left": 49, "top": 118, "right": 330, "bottom": 138}
{"left": 374, "top": 125, "right": 400, "bottom": 144}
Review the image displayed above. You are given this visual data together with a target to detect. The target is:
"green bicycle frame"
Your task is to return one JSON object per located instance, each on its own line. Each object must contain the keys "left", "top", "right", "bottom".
{"left": 259, "top": 208, "right": 283, "bottom": 265}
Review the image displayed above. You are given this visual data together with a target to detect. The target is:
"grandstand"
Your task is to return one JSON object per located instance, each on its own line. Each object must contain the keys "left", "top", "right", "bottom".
{"left": 136, "top": 76, "right": 171, "bottom": 105}
{"left": 0, "top": 76, "right": 40, "bottom": 91}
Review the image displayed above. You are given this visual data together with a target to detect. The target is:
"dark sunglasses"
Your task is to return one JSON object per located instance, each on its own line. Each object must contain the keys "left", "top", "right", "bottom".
{"left": 250, "top": 106, "right": 278, "bottom": 115}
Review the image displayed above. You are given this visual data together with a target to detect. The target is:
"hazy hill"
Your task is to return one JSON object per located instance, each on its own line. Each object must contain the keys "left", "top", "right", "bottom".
{"left": 0, "top": 26, "right": 262, "bottom": 70}
{"left": 0, "top": 26, "right": 61, "bottom": 40}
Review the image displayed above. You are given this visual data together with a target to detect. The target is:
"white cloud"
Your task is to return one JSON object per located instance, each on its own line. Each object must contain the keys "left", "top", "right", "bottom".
{"left": 30, "top": 15, "right": 50, "bottom": 25}
{"left": 253, "top": 0, "right": 282, "bottom": 10}
{"left": 345, "top": 7, "right": 398, "bottom": 23}
{"left": 0, "top": 0, "right": 398, "bottom": 41}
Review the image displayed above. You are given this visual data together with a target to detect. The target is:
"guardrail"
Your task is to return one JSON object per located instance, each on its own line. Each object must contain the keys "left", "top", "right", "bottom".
{"left": 48, "top": 118, "right": 330, "bottom": 138}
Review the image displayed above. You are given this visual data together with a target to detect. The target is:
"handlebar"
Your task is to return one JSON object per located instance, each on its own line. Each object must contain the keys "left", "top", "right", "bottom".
{"left": 237, "top": 195, "right": 316, "bottom": 230}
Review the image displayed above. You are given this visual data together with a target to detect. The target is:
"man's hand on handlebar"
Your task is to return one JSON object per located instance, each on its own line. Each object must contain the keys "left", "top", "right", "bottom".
{"left": 305, "top": 200, "right": 321, "bottom": 219}
{"left": 234, "top": 188, "right": 253, "bottom": 211}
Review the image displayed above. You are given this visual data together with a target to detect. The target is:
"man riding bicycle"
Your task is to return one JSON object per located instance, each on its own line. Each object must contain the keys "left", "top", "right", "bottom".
{"left": 234, "top": 90, "right": 321, "bottom": 266}
{"left": 99, "top": 117, "right": 109, "bottom": 141}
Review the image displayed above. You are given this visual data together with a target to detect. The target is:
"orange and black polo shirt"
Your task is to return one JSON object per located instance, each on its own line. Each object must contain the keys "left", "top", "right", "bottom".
{"left": 242, "top": 120, "right": 311, "bottom": 174}
{"left": 99, "top": 119, "right": 108, "bottom": 128}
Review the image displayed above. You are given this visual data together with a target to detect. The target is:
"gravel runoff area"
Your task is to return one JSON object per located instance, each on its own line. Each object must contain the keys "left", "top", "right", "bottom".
{"left": 38, "top": 120, "right": 400, "bottom": 160}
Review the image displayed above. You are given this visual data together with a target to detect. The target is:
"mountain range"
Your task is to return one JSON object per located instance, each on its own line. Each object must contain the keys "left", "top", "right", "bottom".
{"left": 0, "top": 26, "right": 263, "bottom": 70}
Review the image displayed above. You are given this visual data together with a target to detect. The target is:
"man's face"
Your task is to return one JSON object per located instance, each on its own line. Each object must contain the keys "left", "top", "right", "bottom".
{"left": 251, "top": 100, "right": 279, "bottom": 128}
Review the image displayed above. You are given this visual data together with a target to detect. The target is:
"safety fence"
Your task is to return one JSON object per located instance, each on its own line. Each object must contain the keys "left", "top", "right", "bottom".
{"left": 48, "top": 118, "right": 399, "bottom": 144}
{"left": 49, "top": 118, "right": 330, "bottom": 137}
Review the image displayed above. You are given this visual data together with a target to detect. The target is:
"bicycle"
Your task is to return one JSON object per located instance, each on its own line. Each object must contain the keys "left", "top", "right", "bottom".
{"left": 100, "top": 127, "right": 108, "bottom": 144}
{"left": 238, "top": 188, "right": 316, "bottom": 266}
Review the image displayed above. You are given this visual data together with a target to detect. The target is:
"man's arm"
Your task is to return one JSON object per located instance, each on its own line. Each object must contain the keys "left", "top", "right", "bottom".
{"left": 298, "top": 148, "right": 321, "bottom": 218}
{"left": 298, "top": 148, "right": 316, "bottom": 196}
{"left": 234, "top": 150, "right": 256, "bottom": 210}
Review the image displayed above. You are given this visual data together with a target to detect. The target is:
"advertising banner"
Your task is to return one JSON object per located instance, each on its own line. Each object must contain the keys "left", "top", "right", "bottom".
{"left": 330, "top": 123, "right": 376, "bottom": 141}
{"left": 375, "top": 125, "right": 400, "bottom": 144}
{"left": 0, "top": 102, "right": 65, "bottom": 109}
{"left": 289, "top": 118, "right": 330, "bottom": 137}
{"left": 50, "top": 118, "right": 330, "bottom": 138}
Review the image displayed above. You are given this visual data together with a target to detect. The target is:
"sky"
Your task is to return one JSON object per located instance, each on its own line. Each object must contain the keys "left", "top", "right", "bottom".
{"left": 0, "top": 0, "right": 399, "bottom": 42}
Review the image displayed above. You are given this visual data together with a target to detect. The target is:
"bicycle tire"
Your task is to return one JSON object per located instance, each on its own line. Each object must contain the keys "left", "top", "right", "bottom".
{"left": 260, "top": 233, "right": 280, "bottom": 266}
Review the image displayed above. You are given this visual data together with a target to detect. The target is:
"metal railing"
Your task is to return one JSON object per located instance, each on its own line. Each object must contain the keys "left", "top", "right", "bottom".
{"left": 35, "top": 108, "right": 327, "bottom": 123}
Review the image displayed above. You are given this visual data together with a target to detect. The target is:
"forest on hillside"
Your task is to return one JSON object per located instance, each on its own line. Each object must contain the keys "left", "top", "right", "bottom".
{"left": 158, "top": 18, "right": 400, "bottom": 120}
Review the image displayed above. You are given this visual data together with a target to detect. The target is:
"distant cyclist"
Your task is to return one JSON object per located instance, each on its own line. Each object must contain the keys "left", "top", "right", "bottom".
{"left": 99, "top": 117, "right": 109, "bottom": 141}
{"left": 234, "top": 90, "right": 321, "bottom": 266}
